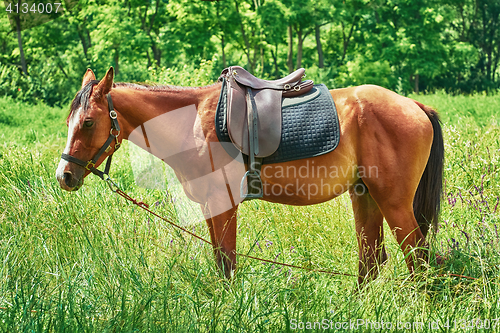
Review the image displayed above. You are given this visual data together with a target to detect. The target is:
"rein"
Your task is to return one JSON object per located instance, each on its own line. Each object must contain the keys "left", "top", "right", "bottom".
{"left": 110, "top": 183, "right": 481, "bottom": 281}
{"left": 61, "top": 94, "right": 481, "bottom": 282}
{"left": 108, "top": 179, "right": 356, "bottom": 277}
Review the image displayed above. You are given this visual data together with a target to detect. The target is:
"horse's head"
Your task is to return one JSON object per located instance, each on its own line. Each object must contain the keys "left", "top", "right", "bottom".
{"left": 56, "top": 67, "right": 120, "bottom": 191}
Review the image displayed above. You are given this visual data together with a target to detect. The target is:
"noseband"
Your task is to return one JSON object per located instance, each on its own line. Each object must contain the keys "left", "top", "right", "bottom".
{"left": 61, "top": 94, "right": 121, "bottom": 180}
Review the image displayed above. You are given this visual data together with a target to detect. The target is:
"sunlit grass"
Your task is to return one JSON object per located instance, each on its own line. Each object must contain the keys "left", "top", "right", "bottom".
{"left": 0, "top": 93, "right": 499, "bottom": 331}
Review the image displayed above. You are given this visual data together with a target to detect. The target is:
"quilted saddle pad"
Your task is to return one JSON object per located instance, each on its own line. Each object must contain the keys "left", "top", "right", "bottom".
{"left": 215, "top": 81, "right": 340, "bottom": 164}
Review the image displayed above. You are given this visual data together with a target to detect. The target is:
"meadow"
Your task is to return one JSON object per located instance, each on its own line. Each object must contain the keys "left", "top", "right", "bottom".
{"left": 0, "top": 89, "right": 498, "bottom": 332}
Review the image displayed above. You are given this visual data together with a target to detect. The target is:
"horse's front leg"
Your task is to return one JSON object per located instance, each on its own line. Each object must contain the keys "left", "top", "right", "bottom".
{"left": 202, "top": 204, "right": 239, "bottom": 279}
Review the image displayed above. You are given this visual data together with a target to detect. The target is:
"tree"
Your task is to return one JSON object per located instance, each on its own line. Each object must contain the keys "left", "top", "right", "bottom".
{"left": 447, "top": 0, "right": 500, "bottom": 88}
{"left": 90, "top": 1, "right": 149, "bottom": 78}
{"left": 353, "top": 0, "right": 447, "bottom": 92}
{"left": 258, "top": 0, "right": 287, "bottom": 76}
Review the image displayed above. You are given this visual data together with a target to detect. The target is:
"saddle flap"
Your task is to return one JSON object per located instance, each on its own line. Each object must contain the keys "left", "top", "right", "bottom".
{"left": 226, "top": 77, "right": 282, "bottom": 157}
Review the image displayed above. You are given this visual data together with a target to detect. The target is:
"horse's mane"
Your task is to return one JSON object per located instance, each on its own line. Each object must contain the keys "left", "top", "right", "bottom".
{"left": 67, "top": 80, "right": 100, "bottom": 120}
{"left": 67, "top": 80, "right": 219, "bottom": 119}
{"left": 113, "top": 82, "right": 218, "bottom": 92}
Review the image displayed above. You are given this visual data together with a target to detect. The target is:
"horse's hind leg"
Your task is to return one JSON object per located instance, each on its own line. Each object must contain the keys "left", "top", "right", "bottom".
{"left": 360, "top": 158, "right": 429, "bottom": 275}
{"left": 351, "top": 85, "right": 434, "bottom": 276}
{"left": 350, "top": 181, "right": 388, "bottom": 284}
{"left": 374, "top": 200, "right": 427, "bottom": 273}
{"left": 358, "top": 154, "right": 428, "bottom": 277}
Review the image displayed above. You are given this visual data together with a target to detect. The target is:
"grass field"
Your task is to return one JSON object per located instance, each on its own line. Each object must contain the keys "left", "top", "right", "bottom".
{"left": 0, "top": 90, "right": 499, "bottom": 332}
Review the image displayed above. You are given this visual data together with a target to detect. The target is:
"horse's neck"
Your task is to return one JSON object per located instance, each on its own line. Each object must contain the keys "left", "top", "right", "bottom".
{"left": 111, "top": 85, "right": 215, "bottom": 169}
{"left": 111, "top": 86, "right": 202, "bottom": 137}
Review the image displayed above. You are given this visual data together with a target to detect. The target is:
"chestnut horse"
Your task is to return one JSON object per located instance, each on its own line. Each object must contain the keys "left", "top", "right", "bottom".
{"left": 56, "top": 67, "right": 443, "bottom": 284}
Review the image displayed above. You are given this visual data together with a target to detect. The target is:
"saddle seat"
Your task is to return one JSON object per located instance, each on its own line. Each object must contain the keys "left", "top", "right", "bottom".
{"left": 228, "top": 66, "right": 308, "bottom": 90}
{"left": 218, "top": 66, "right": 314, "bottom": 199}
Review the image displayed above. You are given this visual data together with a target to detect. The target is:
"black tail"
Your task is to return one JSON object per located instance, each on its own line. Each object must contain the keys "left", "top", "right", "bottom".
{"left": 413, "top": 102, "right": 444, "bottom": 238}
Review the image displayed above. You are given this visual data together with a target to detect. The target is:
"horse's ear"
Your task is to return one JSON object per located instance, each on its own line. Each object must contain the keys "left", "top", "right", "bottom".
{"left": 81, "top": 69, "right": 96, "bottom": 89}
{"left": 94, "top": 67, "right": 114, "bottom": 99}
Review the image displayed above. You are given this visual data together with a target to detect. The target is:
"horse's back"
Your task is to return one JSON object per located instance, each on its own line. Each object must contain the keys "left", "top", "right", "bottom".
{"left": 330, "top": 84, "right": 432, "bottom": 132}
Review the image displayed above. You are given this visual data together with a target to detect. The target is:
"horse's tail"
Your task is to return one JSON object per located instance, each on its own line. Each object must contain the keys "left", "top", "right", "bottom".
{"left": 412, "top": 100, "right": 444, "bottom": 238}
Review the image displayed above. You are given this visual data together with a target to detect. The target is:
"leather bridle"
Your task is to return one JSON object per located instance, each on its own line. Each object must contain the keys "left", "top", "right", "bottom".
{"left": 61, "top": 94, "right": 121, "bottom": 180}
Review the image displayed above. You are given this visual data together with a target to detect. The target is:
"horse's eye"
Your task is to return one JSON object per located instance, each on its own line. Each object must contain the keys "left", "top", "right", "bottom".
{"left": 83, "top": 120, "right": 94, "bottom": 128}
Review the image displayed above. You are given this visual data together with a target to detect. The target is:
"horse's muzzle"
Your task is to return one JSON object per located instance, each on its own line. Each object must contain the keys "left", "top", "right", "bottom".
{"left": 64, "top": 171, "right": 82, "bottom": 190}
{"left": 56, "top": 160, "right": 83, "bottom": 191}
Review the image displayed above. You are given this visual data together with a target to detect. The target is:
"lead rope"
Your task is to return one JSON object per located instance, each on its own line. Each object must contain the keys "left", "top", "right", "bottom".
{"left": 104, "top": 177, "right": 482, "bottom": 281}
{"left": 105, "top": 177, "right": 212, "bottom": 246}
{"left": 105, "top": 177, "right": 354, "bottom": 277}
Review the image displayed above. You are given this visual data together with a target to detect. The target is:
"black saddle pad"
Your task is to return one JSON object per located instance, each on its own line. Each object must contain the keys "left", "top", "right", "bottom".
{"left": 215, "top": 80, "right": 340, "bottom": 164}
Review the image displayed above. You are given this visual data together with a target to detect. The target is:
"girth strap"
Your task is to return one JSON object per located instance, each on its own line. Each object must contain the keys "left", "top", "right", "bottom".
{"left": 240, "top": 87, "right": 263, "bottom": 199}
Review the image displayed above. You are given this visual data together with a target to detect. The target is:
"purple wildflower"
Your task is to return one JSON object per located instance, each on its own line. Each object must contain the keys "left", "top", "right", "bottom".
{"left": 461, "top": 230, "right": 470, "bottom": 243}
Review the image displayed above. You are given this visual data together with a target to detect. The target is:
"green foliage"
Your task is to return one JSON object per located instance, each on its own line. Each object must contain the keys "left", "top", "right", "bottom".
{"left": 1, "top": 0, "right": 500, "bottom": 106}
{"left": 341, "top": 55, "right": 396, "bottom": 88}
{"left": 303, "top": 65, "right": 337, "bottom": 89}
{"left": 148, "top": 58, "right": 218, "bottom": 87}
{"left": 0, "top": 63, "right": 78, "bottom": 107}
{"left": 257, "top": 0, "right": 287, "bottom": 51}
{"left": 0, "top": 96, "right": 67, "bottom": 144}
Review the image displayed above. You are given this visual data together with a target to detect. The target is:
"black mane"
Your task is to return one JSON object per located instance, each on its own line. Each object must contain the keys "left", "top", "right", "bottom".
{"left": 68, "top": 80, "right": 100, "bottom": 118}
{"left": 67, "top": 79, "right": 219, "bottom": 120}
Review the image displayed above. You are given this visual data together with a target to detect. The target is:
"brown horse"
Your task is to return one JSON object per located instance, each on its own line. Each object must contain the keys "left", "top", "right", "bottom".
{"left": 56, "top": 67, "right": 443, "bottom": 284}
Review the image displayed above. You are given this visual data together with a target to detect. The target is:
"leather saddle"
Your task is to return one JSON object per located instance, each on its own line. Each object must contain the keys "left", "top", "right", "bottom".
{"left": 218, "top": 66, "right": 314, "bottom": 199}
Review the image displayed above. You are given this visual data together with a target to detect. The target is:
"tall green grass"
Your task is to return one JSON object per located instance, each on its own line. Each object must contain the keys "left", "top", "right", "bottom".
{"left": 0, "top": 91, "right": 498, "bottom": 332}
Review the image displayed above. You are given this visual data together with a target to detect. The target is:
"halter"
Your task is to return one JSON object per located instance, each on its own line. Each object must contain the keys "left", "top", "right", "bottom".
{"left": 61, "top": 94, "right": 121, "bottom": 180}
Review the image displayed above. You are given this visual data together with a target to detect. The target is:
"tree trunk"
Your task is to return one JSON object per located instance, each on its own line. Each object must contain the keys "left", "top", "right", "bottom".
{"left": 296, "top": 26, "right": 303, "bottom": 69}
{"left": 221, "top": 33, "right": 227, "bottom": 68}
{"left": 57, "top": 58, "right": 68, "bottom": 78}
{"left": 150, "top": 41, "right": 161, "bottom": 67}
{"left": 252, "top": 30, "right": 258, "bottom": 72}
{"left": 114, "top": 48, "right": 119, "bottom": 76}
{"left": 150, "top": 0, "right": 161, "bottom": 68}
{"left": 493, "top": 50, "right": 499, "bottom": 83}
{"left": 77, "top": 28, "right": 89, "bottom": 60}
{"left": 86, "top": 28, "right": 92, "bottom": 49}
{"left": 287, "top": 25, "right": 293, "bottom": 73}
{"left": 76, "top": 18, "right": 91, "bottom": 63}
{"left": 414, "top": 74, "right": 419, "bottom": 94}
{"left": 216, "top": 3, "right": 227, "bottom": 68}
{"left": 260, "top": 45, "right": 264, "bottom": 76}
{"left": 146, "top": 50, "right": 152, "bottom": 69}
{"left": 15, "top": 15, "right": 27, "bottom": 75}
{"left": 486, "top": 49, "right": 492, "bottom": 82}
{"left": 270, "top": 44, "right": 279, "bottom": 78}
{"left": 315, "top": 24, "right": 324, "bottom": 68}
{"left": 151, "top": 0, "right": 159, "bottom": 30}
{"left": 234, "top": 0, "right": 253, "bottom": 72}
{"left": 341, "top": 18, "right": 357, "bottom": 64}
